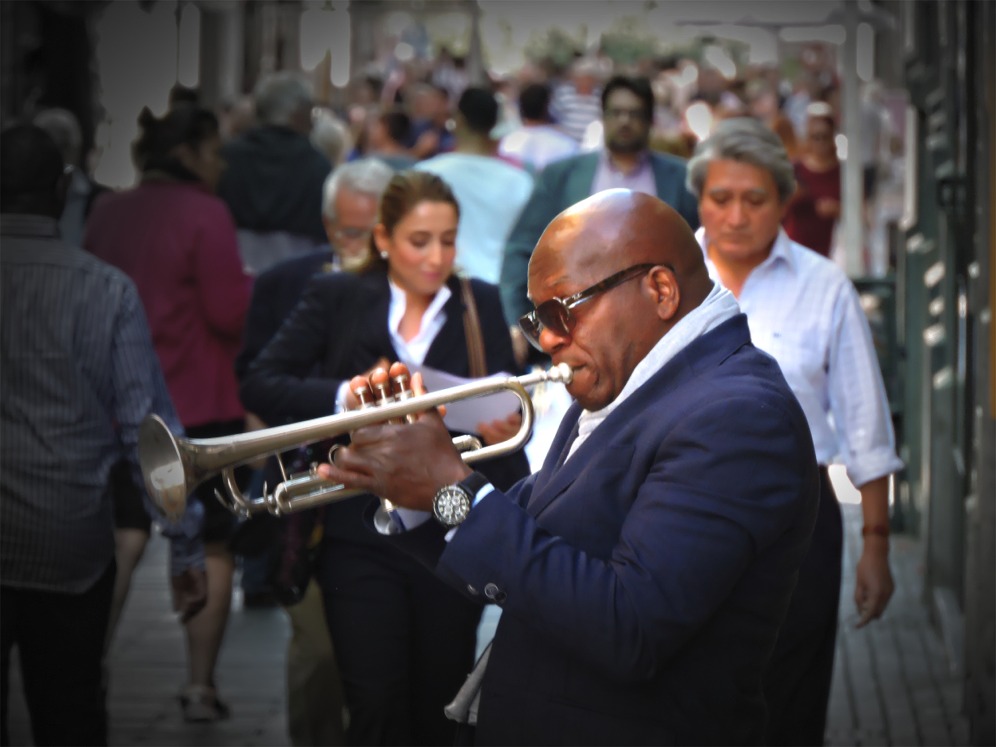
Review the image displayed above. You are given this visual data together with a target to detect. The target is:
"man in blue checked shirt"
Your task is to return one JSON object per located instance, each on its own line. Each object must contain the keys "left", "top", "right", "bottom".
{"left": 0, "top": 124, "right": 204, "bottom": 746}
{"left": 687, "top": 117, "right": 903, "bottom": 747}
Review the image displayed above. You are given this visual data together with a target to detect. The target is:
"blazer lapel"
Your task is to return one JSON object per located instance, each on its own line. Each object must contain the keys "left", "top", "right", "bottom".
{"left": 527, "top": 407, "right": 581, "bottom": 515}
{"left": 565, "top": 153, "right": 599, "bottom": 207}
{"left": 651, "top": 153, "right": 681, "bottom": 204}
{"left": 524, "top": 315, "right": 753, "bottom": 518}
{"left": 355, "top": 272, "right": 399, "bottom": 364}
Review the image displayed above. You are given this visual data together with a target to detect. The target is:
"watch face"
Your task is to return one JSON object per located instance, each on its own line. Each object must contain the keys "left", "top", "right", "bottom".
{"left": 434, "top": 486, "right": 472, "bottom": 527}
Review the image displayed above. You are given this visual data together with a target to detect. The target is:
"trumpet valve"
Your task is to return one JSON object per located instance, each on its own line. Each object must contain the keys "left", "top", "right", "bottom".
{"left": 350, "top": 376, "right": 374, "bottom": 409}
{"left": 371, "top": 367, "right": 393, "bottom": 407}
{"left": 389, "top": 362, "right": 412, "bottom": 394}
{"left": 390, "top": 362, "right": 417, "bottom": 422}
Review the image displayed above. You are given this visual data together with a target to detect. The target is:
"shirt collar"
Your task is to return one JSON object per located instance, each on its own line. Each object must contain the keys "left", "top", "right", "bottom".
{"left": 694, "top": 226, "right": 798, "bottom": 276}
{"left": 387, "top": 277, "right": 453, "bottom": 336}
{"left": 0, "top": 214, "right": 60, "bottom": 238}
{"left": 597, "top": 147, "right": 651, "bottom": 175}
{"left": 768, "top": 229, "right": 798, "bottom": 273}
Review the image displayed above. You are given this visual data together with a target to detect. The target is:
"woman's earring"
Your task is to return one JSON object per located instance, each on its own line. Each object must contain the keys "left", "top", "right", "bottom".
{"left": 380, "top": 250, "right": 389, "bottom": 260}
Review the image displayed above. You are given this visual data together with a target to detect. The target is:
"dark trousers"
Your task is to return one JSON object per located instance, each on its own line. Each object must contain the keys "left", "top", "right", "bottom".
{"left": 764, "top": 467, "right": 843, "bottom": 746}
{"left": 1, "top": 560, "right": 116, "bottom": 746}
{"left": 319, "top": 539, "right": 481, "bottom": 746}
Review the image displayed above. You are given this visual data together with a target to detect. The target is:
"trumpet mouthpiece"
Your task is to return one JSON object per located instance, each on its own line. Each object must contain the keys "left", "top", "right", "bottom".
{"left": 551, "top": 362, "right": 574, "bottom": 384}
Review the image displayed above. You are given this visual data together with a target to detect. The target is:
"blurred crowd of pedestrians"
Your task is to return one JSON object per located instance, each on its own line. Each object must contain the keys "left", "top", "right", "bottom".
{"left": 2, "top": 37, "right": 903, "bottom": 747}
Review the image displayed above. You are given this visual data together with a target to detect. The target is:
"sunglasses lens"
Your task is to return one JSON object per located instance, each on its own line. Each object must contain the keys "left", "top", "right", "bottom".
{"left": 518, "top": 313, "right": 544, "bottom": 350}
{"left": 517, "top": 300, "right": 571, "bottom": 351}
{"left": 535, "top": 300, "right": 570, "bottom": 337}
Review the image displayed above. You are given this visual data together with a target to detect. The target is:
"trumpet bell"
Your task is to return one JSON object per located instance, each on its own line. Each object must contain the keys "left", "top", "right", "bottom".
{"left": 139, "top": 414, "right": 192, "bottom": 520}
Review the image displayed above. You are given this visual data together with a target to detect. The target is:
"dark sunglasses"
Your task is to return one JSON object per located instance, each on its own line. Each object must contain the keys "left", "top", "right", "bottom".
{"left": 518, "top": 263, "right": 658, "bottom": 351}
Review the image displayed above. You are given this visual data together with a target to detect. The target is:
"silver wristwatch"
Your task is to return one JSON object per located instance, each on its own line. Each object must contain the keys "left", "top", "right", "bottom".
{"left": 432, "top": 472, "right": 489, "bottom": 528}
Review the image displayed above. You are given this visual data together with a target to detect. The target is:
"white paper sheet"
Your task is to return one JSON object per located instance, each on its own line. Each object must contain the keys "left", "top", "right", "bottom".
{"left": 415, "top": 366, "right": 521, "bottom": 434}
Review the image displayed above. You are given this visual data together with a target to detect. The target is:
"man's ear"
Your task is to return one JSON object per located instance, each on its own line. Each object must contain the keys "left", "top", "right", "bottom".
{"left": 650, "top": 266, "right": 680, "bottom": 321}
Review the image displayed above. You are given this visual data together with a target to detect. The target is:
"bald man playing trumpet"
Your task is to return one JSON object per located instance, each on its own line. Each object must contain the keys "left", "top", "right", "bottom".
{"left": 320, "top": 189, "right": 819, "bottom": 746}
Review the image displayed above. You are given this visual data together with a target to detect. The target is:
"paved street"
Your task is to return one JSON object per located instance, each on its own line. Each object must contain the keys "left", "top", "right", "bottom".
{"left": 825, "top": 473, "right": 970, "bottom": 746}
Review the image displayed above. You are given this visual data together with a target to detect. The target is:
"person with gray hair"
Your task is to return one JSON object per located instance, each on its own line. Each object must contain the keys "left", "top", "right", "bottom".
{"left": 688, "top": 116, "right": 902, "bottom": 746}
{"left": 235, "top": 157, "right": 394, "bottom": 386}
{"left": 686, "top": 115, "right": 797, "bottom": 204}
{"left": 32, "top": 107, "right": 110, "bottom": 247}
{"left": 253, "top": 71, "right": 314, "bottom": 130}
{"left": 319, "top": 158, "right": 393, "bottom": 257}
{"left": 217, "top": 73, "right": 332, "bottom": 273}
{"left": 310, "top": 107, "right": 353, "bottom": 167}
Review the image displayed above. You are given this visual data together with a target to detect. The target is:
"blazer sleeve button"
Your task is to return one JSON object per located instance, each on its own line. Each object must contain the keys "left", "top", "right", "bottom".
{"left": 484, "top": 582, "right": 507, "bottom": 603}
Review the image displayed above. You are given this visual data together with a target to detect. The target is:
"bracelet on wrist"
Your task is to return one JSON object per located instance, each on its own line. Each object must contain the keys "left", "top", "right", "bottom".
{"left": 861, "top": 523, "right": 890, "bottom": 538}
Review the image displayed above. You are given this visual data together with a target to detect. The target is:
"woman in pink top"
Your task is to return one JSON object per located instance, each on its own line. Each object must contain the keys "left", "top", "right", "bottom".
{"left": 85, "top": 103, "right": 251, "bottom": 722}
{"left": 782, "top": 102, "right": 841, "bottom": 258}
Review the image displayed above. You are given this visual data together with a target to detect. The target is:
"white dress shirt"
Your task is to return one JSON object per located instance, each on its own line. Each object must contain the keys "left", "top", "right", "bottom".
{"left": 696, "top": 227, "right": 903, "bottom": 487}
{"left": 335, "top": 278, "right": 450, "bottom": 411}
{"left": 386, "top": 278, "right": 451, "bottom": 367}
{"left": 373, "top": 279, "right": 452, "bottom": 532}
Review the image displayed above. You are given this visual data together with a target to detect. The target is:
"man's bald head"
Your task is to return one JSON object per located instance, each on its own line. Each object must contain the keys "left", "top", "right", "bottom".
{"left": 525, "top": 189, "right": 714, "bottom": 411}
{"left": 531, "top": 189, "right": 712, "bottom": 320}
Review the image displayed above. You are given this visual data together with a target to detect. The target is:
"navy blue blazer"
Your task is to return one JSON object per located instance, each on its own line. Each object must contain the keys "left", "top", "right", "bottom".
{"left": 390, "top": 314, "right": 819, "bottom": 745}
{"left": 234, "top": 248, "right": 335, "bottom": 382}
{"left": 241, "top": 268, "right": 531, "bottom": 542}
{"left": 500, "top": 150, "right": 701, "bottom": 325}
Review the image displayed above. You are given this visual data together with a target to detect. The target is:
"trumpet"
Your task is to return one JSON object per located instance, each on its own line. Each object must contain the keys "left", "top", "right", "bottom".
{"left": 139, "top": 363, "right": 573, "bottom": 519}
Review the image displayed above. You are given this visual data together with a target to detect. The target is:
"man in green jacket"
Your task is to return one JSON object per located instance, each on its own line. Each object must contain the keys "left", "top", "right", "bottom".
{"left": 500, "top": 74, "right": 700, "bottom": 329}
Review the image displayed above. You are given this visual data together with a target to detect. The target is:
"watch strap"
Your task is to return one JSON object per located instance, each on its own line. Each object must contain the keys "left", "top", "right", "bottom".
{"left": 457, "top": 471, "right": 490, "bottom": 500}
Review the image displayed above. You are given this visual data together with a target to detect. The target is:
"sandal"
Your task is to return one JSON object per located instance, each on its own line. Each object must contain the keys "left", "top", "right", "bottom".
{"left": 179, "top": 684, "right": 231, "bottom": 723}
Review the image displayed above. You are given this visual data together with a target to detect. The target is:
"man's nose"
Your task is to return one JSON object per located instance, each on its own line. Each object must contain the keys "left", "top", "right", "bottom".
{"left": 727, "top": 200, "right": 749, "bottom": 226}
{"left": 538, "top": 325, "right": 568, "bottom": 355}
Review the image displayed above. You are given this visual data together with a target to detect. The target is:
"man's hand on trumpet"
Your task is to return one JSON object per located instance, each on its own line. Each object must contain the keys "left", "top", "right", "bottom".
{"left": 317, "top": 363, "right": 473, "bottom": 512}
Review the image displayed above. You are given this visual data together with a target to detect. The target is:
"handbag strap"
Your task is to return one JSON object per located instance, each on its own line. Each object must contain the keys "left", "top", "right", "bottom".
{"left": 459, "top": 276, "right": 488, "bottom": 379}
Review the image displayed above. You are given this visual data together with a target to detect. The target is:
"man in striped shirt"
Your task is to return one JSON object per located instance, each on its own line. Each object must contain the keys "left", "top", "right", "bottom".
{"left": 550, "top": 57, "right": 603, "bottom": 144}
{"left": 0, "top": 124, "right": 201, "bottom": 746}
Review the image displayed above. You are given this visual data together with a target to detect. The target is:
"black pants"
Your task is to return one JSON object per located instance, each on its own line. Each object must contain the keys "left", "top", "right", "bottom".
{"left": 319, "top": 539, "right": 481, "bottom": 746}
{"left": 764, "top": 467, "right": 843, "bottom": 746}
{"left": 1, "top": 560, "right": 116, "bottom": 746}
